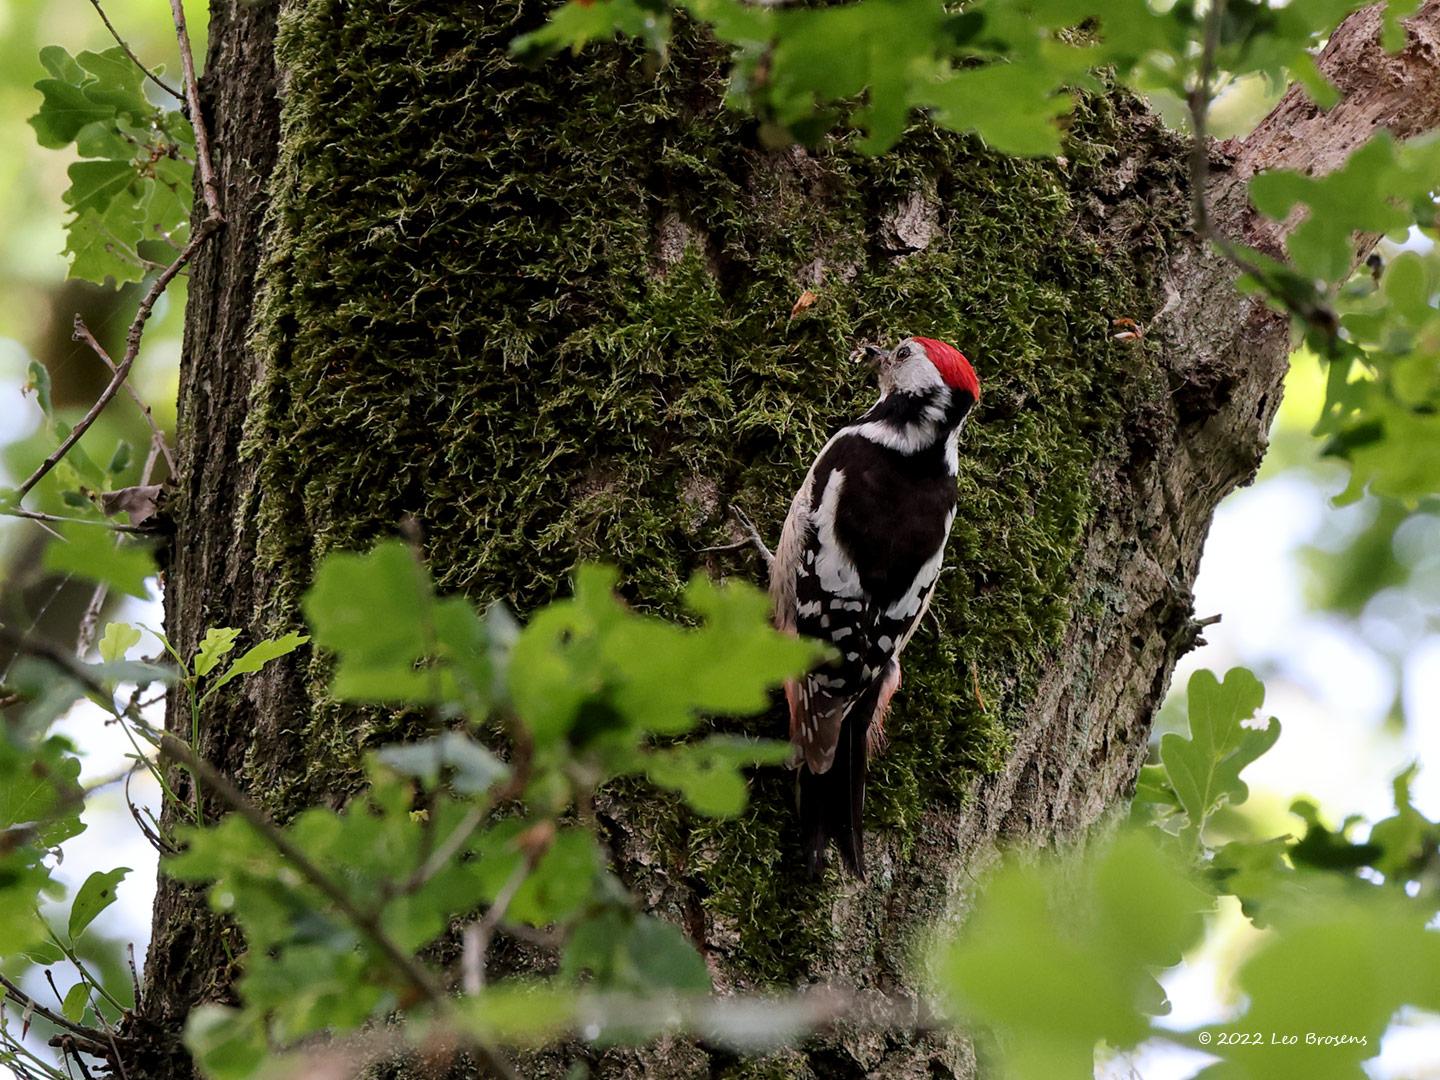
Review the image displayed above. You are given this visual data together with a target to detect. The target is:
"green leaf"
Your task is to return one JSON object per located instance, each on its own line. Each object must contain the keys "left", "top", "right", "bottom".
{"left": 204, "top": 632, "right": 310, "bottom": 697}
{"left": 64, "top": 159, "right": 137, "bottom": 215}
{"left": 302, "top": 541, "right": 445, "bottom": 703}
{"left": 74, "top": 118, "right": 132, "bottom": 159}
{"left": 184, "top": 1005, "right": 268, "bottom": 1080}
{"left": 39, "top": 45, "right": 86, "bottom": 83}
{"left": 98, "top": 621, "right": 142, "bottom": 663}
{"left": 61, "top": 982, "right": 91, "bottom": 1023}
{"left": 1131, "top": 763, "right": 1181, "bottom": 810}
{"left": 193, "top": 627, "right": 242, "bottom": 678}
{"left": 107, "top": 440, "right": 133, "bottom": 476}
{"left": 508, "top": 566, "right": 822, "bottom": 748}
{"left": 68, "top": 866, "right": 130, "bottom": 939}
{"left": 29, "top": 78, "right": 113, "bottom": 148}
{"left": 925, "top": 62, "right": 1075, "bottom": 157}
{"left": 1343, "top": 396, "right": 1440, "bottom": 502}
{"left": 0, "top": 736, "right": 85, "bottom": 846}
{"left": 1249, "top": 132, "right": 1440, "bottom": 284}
{"left": 1289, "top": 50, "right": 1340, "bottom": 109}
{"left": 1211, "top": 836, "right": 1297, "bottom": 927}
{"left": 1159, "top": 668, "right": 1276, "bottom": 838}
{"left": 75, "top": 48, "right": 150, "bottom": 121}
{"left": 626, "top": 914, "right": 712, "bottom": 992}
{"left": 23, "top": 360, "right": 54, "bottom": 424}
{"left": 472, "top": 823, "right": 599, "bottom": 926}
{"left": 644, "top": 735, "right": 792, "bottom": 818}
{"left": 43, "top": 523, "right": 156, "bottom": 599}
{"left": 510, "top": 0, "right": 673, "bottom": 60}
{"left": 1289, "top": 799, "right": 1383, "bottom": 871}
{"left": 1208, "top": 896, "right": 1440, "bottom": 1075}
{"left": 1367, "top": 764, "right": 1437, "bottom": 884}
{"left": 52, "top": 420, "right": 109, "bottom": 490}
{"left": 144, "top": 155, "right": 195, "bottom": 241}
{"left": 937, "top": 829, "right": 1210, "bottom": 1075}
{"left": 65, "top": 196, "right": 147, "bottom": 287}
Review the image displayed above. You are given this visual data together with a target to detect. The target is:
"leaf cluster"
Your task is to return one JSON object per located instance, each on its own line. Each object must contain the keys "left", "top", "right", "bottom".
{"left": 28, "top": 44, "right": 193, "bottom": 286}
{"left": 941, "top": 666, "right": 1440, "bottom": 1079}
{"left": 513, "top": 0, "right": 1387, "bottom": 156}
{"left": 162, "top": 541, "right": 819, "bottom": 1076}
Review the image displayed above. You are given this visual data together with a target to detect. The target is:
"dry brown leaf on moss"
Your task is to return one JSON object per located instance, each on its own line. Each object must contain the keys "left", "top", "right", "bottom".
{"left": 789, "top": 289, "right": 818, "bottom": 320}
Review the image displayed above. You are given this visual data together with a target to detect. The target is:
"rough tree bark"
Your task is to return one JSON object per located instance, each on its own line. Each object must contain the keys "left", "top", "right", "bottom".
{"left": 126, "top": 1, "right": 1440, "bottom": 1076}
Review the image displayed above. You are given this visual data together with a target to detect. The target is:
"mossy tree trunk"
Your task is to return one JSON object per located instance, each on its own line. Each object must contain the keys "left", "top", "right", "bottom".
{"left": 129, "top": 1, "right": 1440, "bottom": 1076}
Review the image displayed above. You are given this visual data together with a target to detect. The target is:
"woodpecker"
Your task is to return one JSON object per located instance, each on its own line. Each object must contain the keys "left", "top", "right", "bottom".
{"left": 767, "top": 336, "right": 979, "bottom": 877}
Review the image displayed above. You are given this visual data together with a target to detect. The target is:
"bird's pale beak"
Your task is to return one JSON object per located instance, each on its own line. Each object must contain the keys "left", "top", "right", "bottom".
{"left": 860, "top": 345, "right": 891, "bottom": 369}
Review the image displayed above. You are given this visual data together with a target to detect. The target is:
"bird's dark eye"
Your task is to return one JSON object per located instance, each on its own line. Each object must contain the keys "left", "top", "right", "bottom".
{"left": 897, "top": 346, "right": 911, "bottom": 360}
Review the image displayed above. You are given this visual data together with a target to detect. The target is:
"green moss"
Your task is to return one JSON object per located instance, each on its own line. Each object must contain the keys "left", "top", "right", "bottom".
{"left": 245, "top": 0, "right": 1183, "bottom": 985}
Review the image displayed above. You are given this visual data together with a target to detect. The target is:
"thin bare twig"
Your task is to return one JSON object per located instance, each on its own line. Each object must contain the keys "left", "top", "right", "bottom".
{"left": 1186, "top": 0, "right": 1227, "bottom": 248}
{"left": 72, "top": 321, "right": 178, "bottom": 479}
{"left": 124, "top": 945, "right": 140, "bottom": 1013}
{"left": 58, "top": 1041, "right": 97, "bottom": 1080}
{"left": 85, "top": 0, "right": 183, "bottom": 101}
{"left": 75, "top": 583, "right": 109, "bottom": 658}
{"left": 0, "top": 976, "right": 110, "bottom": 1053}
{"left": 40, "top": 968, "right": 130, "bottom": 1079}
{"left": 71, "top": 339, "right": 174, "bottom": 660}
{"left": 169, "top": 0, "right": 222, "bottom": 223}
{"left": 125, "top": 767, "right": 174, "bottom": 856}
{"left": 43, "top": 933, "right": 128, "bottom": 1028}
{"left": 0, "top": 508, "right": 144, "bottom": 536}
{"left": 0, "top": 1033, "right": 66, "bottom": 1080}
{"left": 463, "top": 834, "right": 547, "bottom": 994}
{"left": 15, "top": 223, "right": 215, "bottom": 503}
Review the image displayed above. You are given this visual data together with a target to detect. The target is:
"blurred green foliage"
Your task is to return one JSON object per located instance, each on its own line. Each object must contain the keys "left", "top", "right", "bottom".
{"left": 943, "top": 668, "right": 1440, "bottom": 1080}
{"left": 2, "top": 540, "right": 819, "bottom": 1077}
{"left": 6, "top": 532, "right": 1439, "bottom": 1078}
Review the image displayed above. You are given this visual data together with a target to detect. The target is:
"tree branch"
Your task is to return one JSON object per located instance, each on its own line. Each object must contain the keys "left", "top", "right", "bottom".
{"left": 1220, "top": 0, "right": 1440, "bottom": 249}
{"left": 0, "top": 975, "right": 113, "bottom": 1055}
{"left": 85, "top": 0, "right": 183, "bottom": 102}
{"left": 73, "top": 320, "right": 178, "bottom": 480}
{"left": 17, "top": 0, "right": 224, "bottom": 507}
{"left": 15, "top": 224, "right": 216, "bottom": 503}
{"left": 0, "top": 508, "right": 146, "bottom": 536}
{"left": 170, "top": 0, "right": 223, "bottom": 224}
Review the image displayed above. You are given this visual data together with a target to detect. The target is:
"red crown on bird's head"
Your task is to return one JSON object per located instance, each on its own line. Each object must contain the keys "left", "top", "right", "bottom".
{"left": 912, "top": 337, "right": 979, "bottom": 401}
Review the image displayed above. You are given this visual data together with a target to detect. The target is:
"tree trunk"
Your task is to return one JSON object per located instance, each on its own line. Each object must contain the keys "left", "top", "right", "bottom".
{"left": 130, "top": 1, "right": 1440, "bottom": 1076}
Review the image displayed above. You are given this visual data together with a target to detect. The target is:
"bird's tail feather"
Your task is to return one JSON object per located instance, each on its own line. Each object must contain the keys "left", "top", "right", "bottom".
{"left": 798, "top": 674, "right": 884, "bottom": 879}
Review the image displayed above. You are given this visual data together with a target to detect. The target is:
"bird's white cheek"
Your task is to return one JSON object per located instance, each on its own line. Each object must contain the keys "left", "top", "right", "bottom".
{"left": 891, "top": 358, "right": 945, "bottom": 393}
